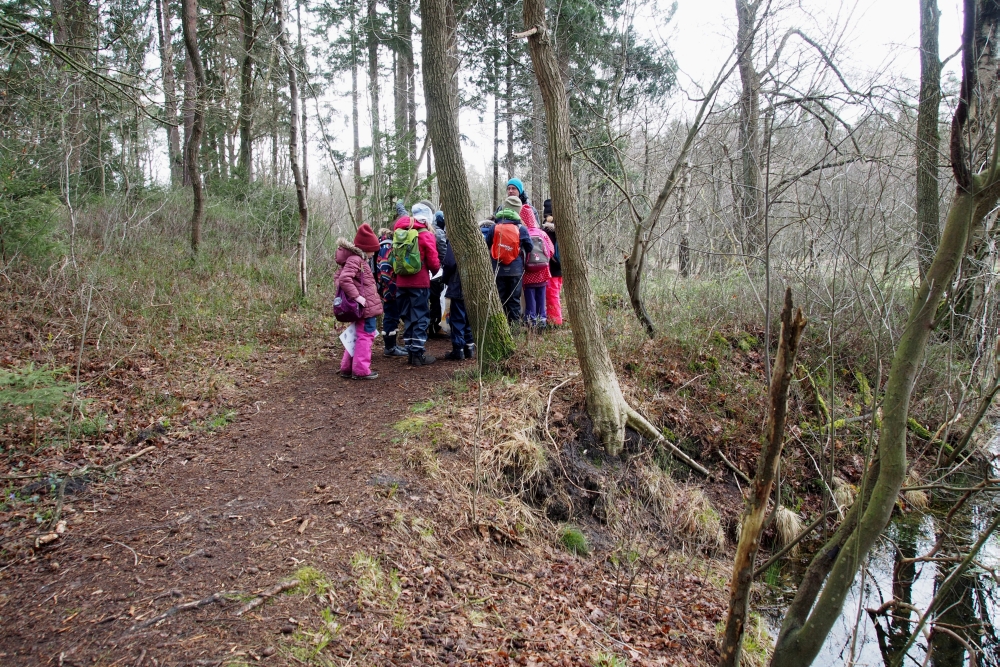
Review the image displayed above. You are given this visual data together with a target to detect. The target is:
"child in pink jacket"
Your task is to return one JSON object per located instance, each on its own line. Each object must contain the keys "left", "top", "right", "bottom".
{"left": 336, "top": 224, "right": 384, "bottom": 380}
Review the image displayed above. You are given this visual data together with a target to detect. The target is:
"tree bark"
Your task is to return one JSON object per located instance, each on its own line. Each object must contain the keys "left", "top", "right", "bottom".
{"left": 420, "top": 0, "right": 514, "bottom": 361}
{"left": 181, "top": 0, "right": 205, "bottom": 253}
{"left": 522, "top": 0, "right": 668, "bottom": 457}
{"left": 276, "top": 0, "right": 309, "bottom": 295}
{"left": 296, "top": 0, "right": 308, "bottom": 193}
{"left": 718, "top": 289, "right": 806, "bottom": 667}
{"left": 155, "top": 0, "right": 183, "bottom": 187}
{"left": 182, "top": 54, "right": 195, "bottom": 186}
{"left": 237, "top": 0, "right": 254, "bottom": 182}
{"left": 530, "top": 82, "right": 544, "bottom": 200}
{"left": 916, "top": 0, "right": 941, "bottom": 281}
{"left": 367, "top": 0, "right": 384, "bottom": 220}
{"left": 735, "top": 0, "right": 763, "bottom": 258}
{"left": 505, "top": 57, "right": 514, "bottom": 177}
{"left": 351, "top": 0, "right": 363, "bottom": 226}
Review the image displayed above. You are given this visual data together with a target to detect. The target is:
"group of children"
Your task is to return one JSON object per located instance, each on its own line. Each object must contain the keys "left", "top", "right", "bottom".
{"left": 333, "top": 179, "right": 562, "bottom": 380}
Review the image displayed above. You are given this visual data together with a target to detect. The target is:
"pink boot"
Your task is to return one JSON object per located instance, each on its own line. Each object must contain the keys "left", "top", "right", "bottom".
{"left": 339, "top": 350, "right": 353, "bottom": 378}
{"left": 351, "top": 330, "right": 378, "bottom": 379}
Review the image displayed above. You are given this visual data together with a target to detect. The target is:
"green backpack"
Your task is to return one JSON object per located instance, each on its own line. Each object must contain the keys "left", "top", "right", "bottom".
{"left": 391, "top": 225, "right": 422, "bottom": 276}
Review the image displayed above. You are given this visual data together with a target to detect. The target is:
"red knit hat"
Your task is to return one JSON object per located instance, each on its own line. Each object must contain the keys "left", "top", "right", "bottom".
{"left": 354, "top": 223, "right": 379, "bottom": 252}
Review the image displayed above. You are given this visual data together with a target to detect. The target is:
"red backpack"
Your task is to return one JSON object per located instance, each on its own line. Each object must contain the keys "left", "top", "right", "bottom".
{"left": 491, "top": 223, "right": 520, "bottom": 265}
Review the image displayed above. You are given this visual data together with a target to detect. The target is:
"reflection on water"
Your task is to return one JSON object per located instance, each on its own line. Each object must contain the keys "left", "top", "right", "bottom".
{"left": 765, "top": 456, "right": 1000, "bottom": 666}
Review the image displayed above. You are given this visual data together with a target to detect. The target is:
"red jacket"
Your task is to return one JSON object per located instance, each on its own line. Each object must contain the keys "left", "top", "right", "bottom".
{"left": 335, "top": 239, "right": 384, "bottom": 319}
{"left": 392, "top": 216, "right": 441, "bottom": 289}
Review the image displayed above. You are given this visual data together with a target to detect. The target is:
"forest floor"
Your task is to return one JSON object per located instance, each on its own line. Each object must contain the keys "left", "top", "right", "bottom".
{"left": 0, "top": 334, "right": 728, "bottom": 667}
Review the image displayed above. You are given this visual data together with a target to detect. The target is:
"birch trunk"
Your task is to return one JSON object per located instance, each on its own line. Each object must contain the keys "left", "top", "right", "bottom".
{"left": 276, "top": 0, "right": 309, "bottom": 296}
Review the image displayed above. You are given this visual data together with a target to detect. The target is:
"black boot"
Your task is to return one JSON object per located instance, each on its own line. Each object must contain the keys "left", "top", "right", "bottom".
{"left": 444, "top": 344, "right": 465, "bottom": 361}
{"left": 408, "top": 349, "right": 437, "bottom": 366}
{"left": 464, "top": 343, "right": 476, "bottom": 360}
{"left": 383, "top": 334, "right": 407, "bottom": 357}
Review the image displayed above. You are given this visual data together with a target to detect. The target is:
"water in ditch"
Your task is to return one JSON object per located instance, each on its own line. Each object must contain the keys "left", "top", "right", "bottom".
{"left": 763, "top": 445, "right": 1000, "bottom": 666}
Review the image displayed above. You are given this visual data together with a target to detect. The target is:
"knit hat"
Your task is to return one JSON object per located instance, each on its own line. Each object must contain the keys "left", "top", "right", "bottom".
{"left": 434, "top": 210, "right": 445, "bottom": 230}
{"left": 507, "top": 178, "right": 524, "bottom": 195}
{"left": 411, "top": 202, "right": 434, "bottom": 225}
{"left": 504, "top": 195, "right": 523, "bottom": 213}
{"left": 354, "top": 223, "right": 379, "bottom": 252}
{"left": 417, "top": 199, "right": 435, "bottom": 211}
{"left": 543, "top": 198, "right": 552, "bottom": 219}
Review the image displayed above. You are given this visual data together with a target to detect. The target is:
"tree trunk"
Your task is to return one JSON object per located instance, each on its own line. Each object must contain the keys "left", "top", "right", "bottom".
{"left": 182, "top": 54, "right": 195, "bottom": 186}
{"left": 530, "top": 82, "right": 544, "bottom": 200}
{"left": 393, "top": 0, "right": 414, "bottom": 193}
{"left": 367, "top": 0, "right": 384, "bottom": 220}
{"left": 916, "top": 0, "right": 941, "bottom": 282}
{"left": 522, "top": 0, "right": 657, "bottom": 457}
{"left": 719, "top": 289, "right": 806, "bottom": 667}
{"left": 155, "top": 0, "right": 183, "bottom": 187}
{"left": 276, "top": 0, "right": 309, "bottom": 296}
{"left": 420, "top": 0, "right": 514, "bottom": 361}
{"left": 505, "top": 57, "right": 514, "bottom": 176}
{"left": 296, "top": 0, "right": 308, "bottom": 193}
{"left": 181, "top": 0, "right": 205, "bottom": 253}
{"left": 493, "top": 71, "right": 500, "bottom": 213}
{"left": 735, "top": 0, "right": 763, "bottom": 258}
{"left": 351, "top": 0, "right": 363, "bottom": 226}
{"left": 237, "top": 0, "right": 254, "bottom": 182}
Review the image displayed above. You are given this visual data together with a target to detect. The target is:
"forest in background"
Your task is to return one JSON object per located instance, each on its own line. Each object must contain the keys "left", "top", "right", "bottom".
{"left": 3, "top": 0, "right": 1000, "bottom": 665}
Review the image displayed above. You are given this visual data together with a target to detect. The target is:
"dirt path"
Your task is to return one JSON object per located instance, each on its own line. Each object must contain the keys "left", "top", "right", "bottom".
{"left": 0, "top": 339, "right": 464, "bottom": 665}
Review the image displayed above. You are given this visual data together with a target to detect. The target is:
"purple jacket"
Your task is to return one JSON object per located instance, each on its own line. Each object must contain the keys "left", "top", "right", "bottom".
{"left": 335, "top": 239, "right": 384, "bottom": 319}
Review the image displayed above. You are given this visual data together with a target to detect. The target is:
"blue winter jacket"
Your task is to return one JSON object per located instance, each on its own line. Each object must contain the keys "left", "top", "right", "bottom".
{"left": 441, "top": 242, "right": 463, "bottom": 300}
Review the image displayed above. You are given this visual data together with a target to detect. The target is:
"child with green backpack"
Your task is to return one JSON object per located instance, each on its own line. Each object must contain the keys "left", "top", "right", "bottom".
{"left": 391, "top": 203, "right": 441, "bottom": 366}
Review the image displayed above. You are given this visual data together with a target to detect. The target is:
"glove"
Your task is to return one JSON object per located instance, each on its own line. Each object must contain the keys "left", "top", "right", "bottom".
{"left": 356, "top": 295, "right": 367, "bottom": 307}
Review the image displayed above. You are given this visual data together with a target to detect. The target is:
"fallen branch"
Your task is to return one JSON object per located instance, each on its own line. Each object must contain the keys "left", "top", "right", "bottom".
{"left": 624, "top": 408, "right": 710, "bottom": 476}
{"left": 132, "top": 590, "right": 241, "bottom": 630}
{"left": 3, "top": 445, "right": 158, "bottom": 481}
{"left": 235, "top": 580, "right": 300, "bottom": 616}
{"left": 718, "top": 450, "right": 752, "bottom": 485}
{"left": 513, "top": 26, "right": 538, "bottom": 38}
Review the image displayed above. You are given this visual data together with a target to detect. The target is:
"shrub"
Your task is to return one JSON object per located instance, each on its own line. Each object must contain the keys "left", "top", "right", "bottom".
{"left": 558, "top": 524, "right": 590, "bottom": 556}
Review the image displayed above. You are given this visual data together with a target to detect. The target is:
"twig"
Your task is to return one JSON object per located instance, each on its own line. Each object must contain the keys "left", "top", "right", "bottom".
{"left": 513, "top": 26, "right": 538, "bottom": 38}
{"left": 717, "top": 451, "right": 751, "bottom": 485}
{"left": 3, "top": 445, "right": 157, "bottom": 481}
{"left": 104, "top": 538, "right": 140, "bottom": 567}
{"left": 235, "top": 579, "right": 300, "bottom": 616}
{"left": 131, "top": 591, "right": 241, "bottom": 630}
{"left": 489, "top": 571, "right": 534, "bottom": 589}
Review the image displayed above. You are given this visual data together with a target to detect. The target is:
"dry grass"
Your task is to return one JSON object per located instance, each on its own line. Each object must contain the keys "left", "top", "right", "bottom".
{"left": 774, "top": 505, "right": 805, "bottom": 554}
{"left": 903, "top": 470, "right": 929, "bottom": 510}
{"left": 832, "top": 476, "right": 856, "bottom": 510}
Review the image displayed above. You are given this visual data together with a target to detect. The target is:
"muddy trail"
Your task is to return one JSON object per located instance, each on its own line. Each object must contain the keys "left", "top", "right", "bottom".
{"left": 0, "top": 338, "right": 724, "bottom": 667}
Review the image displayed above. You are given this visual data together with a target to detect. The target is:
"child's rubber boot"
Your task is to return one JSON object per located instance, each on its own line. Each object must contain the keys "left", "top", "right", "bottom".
{"left": 464, "top": 343, "right": 476, "bottom": 360}
{"left": 383, "top": 334, "right": 407, "bottom": 357}
{"left": 408, "top": 349, "right": 437, "bottom": 366}
{"left": 352, "top": 372, "right": 379, "bottom": 380}
{"left": 444, "top": 344, "right": 465, "bottom": 361}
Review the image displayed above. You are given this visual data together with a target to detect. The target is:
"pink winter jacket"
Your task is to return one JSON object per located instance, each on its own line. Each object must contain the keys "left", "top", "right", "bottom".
{"left": 523, "top": 208, "right": 554, "bottom": 285}
{"left": 392, "top": 216, "right": 441, "bottom": 289}
{"left": 335, "top": 239, "right": 384, "bottom": 319}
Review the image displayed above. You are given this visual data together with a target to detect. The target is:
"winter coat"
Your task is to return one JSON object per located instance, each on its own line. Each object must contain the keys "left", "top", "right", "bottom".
{"left": 524, "top": 225, "right": 555, "bottom": 285}
{"left": 542, "top": 222, "right": 561, "bottom": 277}
{"left": 441, "top": 242, "right": 463, "bottom": 301}
{"left": 432, "top": 225, "right": 448, "bottom": 276}
{"left": 484, "top": 210, "right": 534, "bottom": 278}
{"left": 335, "top": 238, "right": 384, "bottom": 319}
{"left": 392, "top": 216, "right": 441, "bottom": 289}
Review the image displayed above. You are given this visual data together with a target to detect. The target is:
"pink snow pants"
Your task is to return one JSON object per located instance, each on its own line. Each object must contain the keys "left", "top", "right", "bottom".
{"left": 546, "top": 276, "right": 563, "bottom": 326}
{"left": 340, "top": 318, "right": 377, "bottom": 377}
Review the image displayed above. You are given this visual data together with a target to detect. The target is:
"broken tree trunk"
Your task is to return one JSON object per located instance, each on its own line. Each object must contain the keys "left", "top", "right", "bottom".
{"left": 718, "top": 288, "right": 806, "bottom": 667}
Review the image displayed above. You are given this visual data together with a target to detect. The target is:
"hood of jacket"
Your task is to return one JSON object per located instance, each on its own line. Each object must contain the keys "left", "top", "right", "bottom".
{"left": 393, "top": 216, "right": 430, "bottom": 232}
{"left": 335, "top": 237, "right": 365, "bottom": 265}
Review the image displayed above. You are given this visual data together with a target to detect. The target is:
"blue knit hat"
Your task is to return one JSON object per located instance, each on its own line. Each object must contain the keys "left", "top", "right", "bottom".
{"left": 411, "top": 202, "right": 434, "bottom": 225}
{"left": 507, "top": 178, "right": 524, "bottom": 195}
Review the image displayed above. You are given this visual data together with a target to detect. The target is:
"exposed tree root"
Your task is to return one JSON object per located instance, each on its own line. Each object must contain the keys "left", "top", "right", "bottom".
{"left": 623, "top": 406, "right": 710, "bottom": 477}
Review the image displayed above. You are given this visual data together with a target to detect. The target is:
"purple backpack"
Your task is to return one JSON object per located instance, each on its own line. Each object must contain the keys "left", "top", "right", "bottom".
{"left": 333, "top": 270, "right": 364, "bottom": 322}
